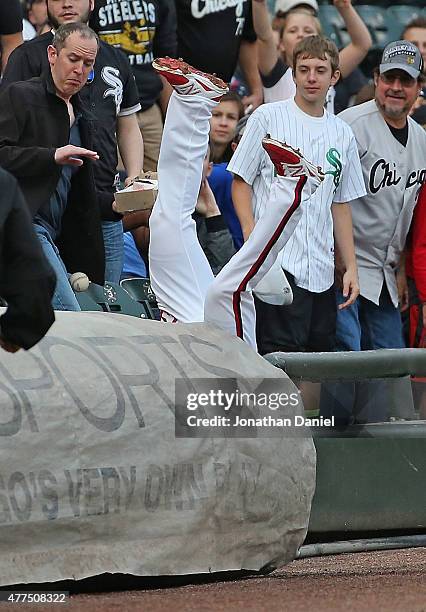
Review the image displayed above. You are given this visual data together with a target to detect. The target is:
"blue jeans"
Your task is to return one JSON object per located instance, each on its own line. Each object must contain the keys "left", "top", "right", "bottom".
{"left": 34, "top": 225, "right": 80, "bottom": 311}
{"left": 320, "top": 286, "right": 405, "bottom": 425}
{"left": 335, "top": 285, "right": 405, "bottom": 351}
{"left": 102, "top": 220, "right": 124, "bottom": 283}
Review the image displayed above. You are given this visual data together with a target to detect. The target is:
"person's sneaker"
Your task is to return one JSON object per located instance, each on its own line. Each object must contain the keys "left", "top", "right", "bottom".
{"left": 152, "top": 57, "right": 228, "bottom": 101}
{"left": 253, "top": 260, "right": 293, "bottom": 306}
{"left": 262, "top": 135, "right": 325, "bottom": 182}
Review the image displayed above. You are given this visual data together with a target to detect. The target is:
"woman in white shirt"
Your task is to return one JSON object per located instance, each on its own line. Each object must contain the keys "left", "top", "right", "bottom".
{"left": 253, "top": 0, "right": 372, "bottom": 113}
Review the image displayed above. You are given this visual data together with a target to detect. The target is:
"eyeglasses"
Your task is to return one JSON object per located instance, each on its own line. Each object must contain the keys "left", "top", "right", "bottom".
{"left": 380, "top": 72, "right": 416, "bottom": 87}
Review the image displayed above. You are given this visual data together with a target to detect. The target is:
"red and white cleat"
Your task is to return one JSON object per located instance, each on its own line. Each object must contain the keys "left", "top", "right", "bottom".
{"left": 262, "top": 135, "right": 325, "bottom": 182}
{"left": 152, "top": 57, "right": 228, "bottom": 101}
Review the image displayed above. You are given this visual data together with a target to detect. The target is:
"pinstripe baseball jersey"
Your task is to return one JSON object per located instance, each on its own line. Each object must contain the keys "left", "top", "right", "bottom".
{"left": 339, "top": 99, "right": 426, "bottom": 307}
{"left": 227, "top": 98, "right": 366, "bottom": 292}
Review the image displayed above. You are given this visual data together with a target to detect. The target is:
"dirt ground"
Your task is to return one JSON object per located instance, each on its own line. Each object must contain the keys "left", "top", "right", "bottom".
{"left": 1, "top": 547, "right": 425, "bottom": 612}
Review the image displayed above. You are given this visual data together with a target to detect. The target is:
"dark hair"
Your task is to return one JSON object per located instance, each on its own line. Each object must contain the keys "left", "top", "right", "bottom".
{"left": 293, "top": 34, "right": 339, "bottom": 74}
{"left": 53, "top": 22, "right": 99, "bottom": 53}
{"left": 218, "top": 91, "right": 245, "bottom": 120}
{"left": 401, "top": 16, "right": 426, "bottom": 39}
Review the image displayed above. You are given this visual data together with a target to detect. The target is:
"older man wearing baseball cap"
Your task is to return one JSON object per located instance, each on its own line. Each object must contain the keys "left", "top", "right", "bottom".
{"left": 321, "top": 41, "right": 426, "bottom": 423}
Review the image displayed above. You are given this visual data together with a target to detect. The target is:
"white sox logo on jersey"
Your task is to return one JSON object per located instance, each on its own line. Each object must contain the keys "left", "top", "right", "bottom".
{"left": 101, "top": 66, "right": 123, "bottom": 115}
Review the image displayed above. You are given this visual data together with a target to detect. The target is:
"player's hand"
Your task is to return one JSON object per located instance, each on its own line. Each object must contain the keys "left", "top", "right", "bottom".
{"left": 422, "top": 304, "right": 426, "bottom": 329}
{"left": 338, "top": 268, "right": 359, "bottom": 310}
{"left": 0, "top": 336, "right": 21, "bottom": 353}
{"left": 54, "top": 145, "right": 99, "bottom": 166}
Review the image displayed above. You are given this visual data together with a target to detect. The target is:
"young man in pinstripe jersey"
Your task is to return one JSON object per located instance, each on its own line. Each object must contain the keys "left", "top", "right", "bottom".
{"left": 228, "top": 35, "right": 366, "bottom": 354}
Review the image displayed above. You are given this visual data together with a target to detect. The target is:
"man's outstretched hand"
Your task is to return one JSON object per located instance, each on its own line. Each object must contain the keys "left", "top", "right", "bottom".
{"left": 54, "top": 145, "right": 99, "bottom": 166}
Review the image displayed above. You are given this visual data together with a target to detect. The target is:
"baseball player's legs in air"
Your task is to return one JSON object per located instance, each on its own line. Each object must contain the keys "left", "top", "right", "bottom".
{"left": 149, "top": 58, "right": 324, "bottom": 349}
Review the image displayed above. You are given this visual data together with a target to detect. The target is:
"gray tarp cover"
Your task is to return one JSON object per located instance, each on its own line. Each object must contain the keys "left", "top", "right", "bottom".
{"left": 0, "top": 312, "right": 316, "bottom": 585}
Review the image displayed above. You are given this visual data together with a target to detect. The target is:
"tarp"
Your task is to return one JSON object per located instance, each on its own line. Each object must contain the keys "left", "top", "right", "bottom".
{"left": 0, "top": 312, "right": 316, "bottom": 585}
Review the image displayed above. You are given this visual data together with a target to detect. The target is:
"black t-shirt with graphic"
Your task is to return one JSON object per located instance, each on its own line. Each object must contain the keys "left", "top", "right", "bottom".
{"left": 90, "top": 0, "right": 177, "bottom": 110}
{"left": 176, "top": 0, "right": 256, "bottom": 83}
{"left": 0, "top": 0, "right": 22, "bottom": 35}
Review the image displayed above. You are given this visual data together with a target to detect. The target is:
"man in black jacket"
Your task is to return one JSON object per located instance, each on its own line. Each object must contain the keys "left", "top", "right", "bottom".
{"left": 0, "top": 22, "right": 104, "bottom": 311}
{"left": 0, "top": 168, "right": 55, "bottom": 352}
{"left": 3, "top": 0, "right": 143, "bottom": 284}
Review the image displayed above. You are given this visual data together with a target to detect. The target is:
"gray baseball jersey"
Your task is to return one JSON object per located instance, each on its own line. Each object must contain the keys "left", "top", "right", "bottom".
{"left": 339, "top": 99, "right": 426, "bottom": 306}
{"left": 228, "top": 98, "right": 366, "bottom": 293}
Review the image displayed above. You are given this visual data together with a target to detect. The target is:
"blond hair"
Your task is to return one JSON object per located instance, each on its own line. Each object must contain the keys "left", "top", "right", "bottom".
{"left": 273, "top": 9, "right": 322, "bottom": 40}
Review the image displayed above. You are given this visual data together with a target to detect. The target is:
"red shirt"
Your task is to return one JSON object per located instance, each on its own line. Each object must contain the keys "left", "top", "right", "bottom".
{"left": 407, "top": 182, "right": 426, "bottom": 302}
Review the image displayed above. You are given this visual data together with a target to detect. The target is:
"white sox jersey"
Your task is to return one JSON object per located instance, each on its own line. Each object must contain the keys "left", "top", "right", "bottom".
{"left": 228, "top": 98, "right": 366, "bottom": 293}
{"left": 339, "top": 99, "right": 426, "bottom": 307}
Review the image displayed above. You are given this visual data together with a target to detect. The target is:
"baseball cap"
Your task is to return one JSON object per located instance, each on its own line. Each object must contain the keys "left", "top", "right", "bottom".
{"left": 274, "top": 0, "right": 318, "bottom": 16}
{"left": 380, "top": 40, "right": 423, "bottom": 79}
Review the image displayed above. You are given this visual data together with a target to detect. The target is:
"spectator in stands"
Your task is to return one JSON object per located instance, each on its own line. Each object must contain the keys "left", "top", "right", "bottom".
{"left": 0, "top": 23, "right": 105, "bottom": 311}
{"left": 3, "top": 0, "right": 144, "bottom": 285}
{"left": 320, "top": 42, "right": 426, "bottom": 425}
{"left": 0, "top": 167, "right": 55, "bottom": 352}
{"left": 253, "top": 0, "right": 371, "bottom": 113}
{"left": 195, "top": 144, "right": 236, "bottom": 275}
{"left": 26, "top": 0, "right": 49, "bottom": 36}
{"left": 402, "top": 17, "right": 426, "bottom": 126}
{"left": 336, "top": 41, "right": 426, "bottom": 353}
{"left": 209, "top": 102, "right": 246, "bottom": 250}
{"left": 228, "top": 35, "right": 366, "bottom": 354}
{"left": 0, "top": 0, "right": 23, "bottom": 72}
{"left": 406, "top": 183, "right": 426, "bottom": 348}
{"left": 90, "top": 0, "right": 177, "bottom": 173}
{"left": 405, "top": 182, "right": 426, "bottom": 420}
{"left": 175, "top": 0, "right": 263, "bottom": 112}
{"left": 209, "top": 92, "right": 245, "bottom": 163}
{"left": 402, "top": 17, "right": 426, "bottom": 67}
